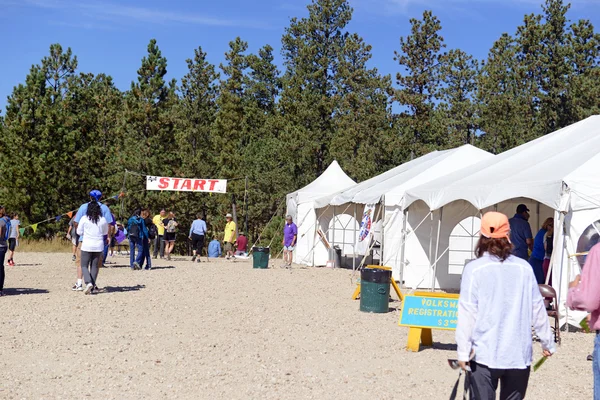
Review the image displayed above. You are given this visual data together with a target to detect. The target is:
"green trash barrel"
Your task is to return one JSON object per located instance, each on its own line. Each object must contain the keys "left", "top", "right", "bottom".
{"left": 252, "top": 247, "right": 269, "bottom": 269}
{"left": 359, "top": 268, "right": 391, "bottom": 313}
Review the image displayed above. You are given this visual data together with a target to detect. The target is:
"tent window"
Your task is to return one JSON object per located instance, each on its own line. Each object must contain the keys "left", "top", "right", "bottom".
{"left": 576, "top": 220, "right": 600, "bottom": 268}
{"left": 448, "top": 216, "right": 481, "bottom": 274}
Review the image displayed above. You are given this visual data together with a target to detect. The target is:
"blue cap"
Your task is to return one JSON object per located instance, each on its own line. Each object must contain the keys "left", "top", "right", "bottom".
{"left": 89, "top": 190, "right": 102, "bottom": 200}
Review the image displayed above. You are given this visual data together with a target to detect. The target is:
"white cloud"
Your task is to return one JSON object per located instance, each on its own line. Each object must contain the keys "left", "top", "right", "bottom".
{"left": 7, "top": 0, "right": 265, "bottom": 29}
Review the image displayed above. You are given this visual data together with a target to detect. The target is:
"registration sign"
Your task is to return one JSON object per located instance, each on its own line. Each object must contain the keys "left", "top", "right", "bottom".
{"left": 398, "top": 293, "right": 459, "bottom": 331}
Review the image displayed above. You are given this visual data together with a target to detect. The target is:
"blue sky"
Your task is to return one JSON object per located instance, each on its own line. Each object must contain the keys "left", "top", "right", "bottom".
{"left": 0, "top": 0, "right": 598, "bottom": 112}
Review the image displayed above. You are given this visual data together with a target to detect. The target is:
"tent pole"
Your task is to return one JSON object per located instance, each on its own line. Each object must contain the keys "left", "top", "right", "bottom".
{"left": 428, "top": 212, "right": 434, "bottom": 290}
{"left": 399, "top": 208, "right": 408, "bottom": 286}
{"left": 353, "top": 203, "right": 357, "bottom": 272}
{"left": 432, "top": 207, "right": 443, "bottom": 291}
{"left": 332, "top": 205, "right": 336, "bottom": 268}
{"left": 380, "top": 197, "right": 385, "bottom": 266}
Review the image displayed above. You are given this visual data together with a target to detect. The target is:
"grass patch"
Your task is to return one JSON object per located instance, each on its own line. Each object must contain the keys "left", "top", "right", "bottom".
{"left": 17, "top": 237, "right": 72, "bottom": 253}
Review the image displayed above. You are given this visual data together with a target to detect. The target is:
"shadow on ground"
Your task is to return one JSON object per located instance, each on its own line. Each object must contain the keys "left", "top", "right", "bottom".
{"left": 100, "top": 285, "right": 146, "bottom": 293}
{"left": 13, "top": 263, "right": 42, "bottom": 267}
{"left": 3, "top": 288, "right": 49, "bottom": 295}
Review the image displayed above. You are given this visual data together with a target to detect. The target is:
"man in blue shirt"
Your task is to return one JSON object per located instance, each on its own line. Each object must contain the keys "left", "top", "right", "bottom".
{"left": 189, "top": 214, "right": 207, "bottom": 263}
{"left": 509, "top": 204, "right": 533, "bottom": 260}
{"left": 208, "top": 237, "right": 222, "bottom": 258}
{"left": 72, "top": 190, "right": 115, "bottom": 291}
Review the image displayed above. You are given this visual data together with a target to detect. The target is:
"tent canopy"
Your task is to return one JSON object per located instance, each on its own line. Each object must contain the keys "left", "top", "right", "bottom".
{"left": 403, "top": 116, "right": 600, "bottom": 212}
{"left": 287, "top": 160, "right": 356, "bottom": 206}
{"left": 315, "top": 145, "right": 493, "bottom": 208}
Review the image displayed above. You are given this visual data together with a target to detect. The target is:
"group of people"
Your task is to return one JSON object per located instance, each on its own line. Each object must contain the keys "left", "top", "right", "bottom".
{"left": 508, "top": 203, "right": 554, "bottom": 284}
{"left": 66, "top": 190, "right": 257, "bottom": 294}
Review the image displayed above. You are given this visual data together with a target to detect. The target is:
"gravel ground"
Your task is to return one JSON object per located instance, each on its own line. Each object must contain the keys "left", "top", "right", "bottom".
{"left": 0, "top": 252, "right": 593, "bottom": 399}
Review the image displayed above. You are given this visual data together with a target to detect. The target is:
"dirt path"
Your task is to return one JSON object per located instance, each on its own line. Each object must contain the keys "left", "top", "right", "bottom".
{"left": 0, "top": 253, "right": 593, "bottom": 399}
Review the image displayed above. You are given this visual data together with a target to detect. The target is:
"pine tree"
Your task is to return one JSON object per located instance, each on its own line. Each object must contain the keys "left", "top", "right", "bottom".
{"left": 120, "top": 39, "right": 178, "bottom": 211}
{"left": 439, "top": 49, "right": 479, "bottom": 147}
{"left": 330, "top": 33, "right": 395, "bottom": 181}
{"left": 392, "top": 10, "right": 447, "bottom": 159}
{"left": 280, "top": 0, "right": 353, "bottom": 179}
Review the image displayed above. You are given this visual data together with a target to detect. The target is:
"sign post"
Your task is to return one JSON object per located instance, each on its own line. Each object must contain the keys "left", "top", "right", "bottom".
{"left": 398, "top": 292, "right": 459, "bottom": 352}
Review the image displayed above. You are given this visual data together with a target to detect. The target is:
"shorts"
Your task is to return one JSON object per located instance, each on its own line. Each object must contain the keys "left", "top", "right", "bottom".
{"left": 224, "top": 242, "right": 233, "bottom": 252}
{"left": 283, "top": 245, "right": 295, "bottom": 251}
{"left": 164, "top": 232, "right": 176, "bottom": 242}
{"left": 71, "top": 236, "right": 79, "bottom": 247}
{"left": 8, "top": 238, "right": 16, "bottom": 251}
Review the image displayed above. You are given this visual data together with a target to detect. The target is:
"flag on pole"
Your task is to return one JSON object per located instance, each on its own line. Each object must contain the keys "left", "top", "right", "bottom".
{"left": 67, "top": 211, "right": 73, "bottom": 218}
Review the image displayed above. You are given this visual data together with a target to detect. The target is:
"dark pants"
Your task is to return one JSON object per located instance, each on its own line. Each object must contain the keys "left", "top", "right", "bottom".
{"left": 80, "top": 250, "right": 102, "bottom": 286}
{"left": 528, "top": 256, "right": 545, "bottom": 284}
{"left": 129, "top": 237, "right": 144, "bottom": 268}
{"left": 470, "top": 362, "right": 530, "bottom": 400}
{"left": 0, "top": 247, "right": 6, "bottom": 290}
{"left": 191, "top": 233, "right": 205, "bottom": 256}
{"left": 142, "top": 239, "right": 152, "bottom": 269}
{"left": 103, "top": 242, "right": 109, "bottom": 265}
{"left": 153, "top": 235, "right": 164, "bottom": 258}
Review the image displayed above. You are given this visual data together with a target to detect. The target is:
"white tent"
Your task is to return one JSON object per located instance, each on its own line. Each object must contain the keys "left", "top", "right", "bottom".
{"left": 312, "top": 145, "right": 493, "bottom": 274}
{"left": 286, "top": 160, "right": 356, "bottom": 266}
{"left": 403, "top": 115, "right": 600, "bottom": 327}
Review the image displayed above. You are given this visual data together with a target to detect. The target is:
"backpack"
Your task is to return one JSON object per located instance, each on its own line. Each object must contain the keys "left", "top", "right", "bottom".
{"left": 166, "top": 219, "right": 177, "bottom": 233}
{"left": 3, "top": 217, "right": 11, "bottom": 241}
{"left": 147, "top": 223, "right": 157, "bottom": 240}
{"left": 128, "top": 217, "right": 141, "bottom": 238}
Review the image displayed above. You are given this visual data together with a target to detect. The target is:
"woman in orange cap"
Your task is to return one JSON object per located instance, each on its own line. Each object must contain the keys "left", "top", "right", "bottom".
{"left": 455, "top": 211, "right": 555, "bottom": 399}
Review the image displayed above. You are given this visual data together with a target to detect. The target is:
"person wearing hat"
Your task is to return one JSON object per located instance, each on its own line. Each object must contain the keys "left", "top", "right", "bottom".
{"left": 456, "top": 211, "right": 554, "bottom": 399}
{"left": 223, "top": 213, "right": 236, "bottom": 260}
{"left": 508, "top": 204, "right": 533, "bottom": 260}
{"left": 71, "top": 190, "right": 114, "bottom": 291}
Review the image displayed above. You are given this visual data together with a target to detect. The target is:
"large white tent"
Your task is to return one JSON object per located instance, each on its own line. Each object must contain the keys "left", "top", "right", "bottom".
{"left": 286, "top": 160, "right": 356, "bottom": 266}
{"left": 403, "top": 115, "right": 600, "bottom": 326}
{"left": 312, "top": 145, "right": 493, "bottom": 274}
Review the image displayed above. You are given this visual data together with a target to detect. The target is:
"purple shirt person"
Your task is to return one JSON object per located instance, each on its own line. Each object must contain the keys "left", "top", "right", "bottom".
{"left": 282, "top": 215, "right": 297, "bottom": 268}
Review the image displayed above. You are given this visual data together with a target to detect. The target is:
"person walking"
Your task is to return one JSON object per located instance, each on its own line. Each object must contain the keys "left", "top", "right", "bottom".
{"left": 223, "top": 213, "right": 236, "bottom": 260}
{"left": 72, "top": 190, "right": 114, "bottom": 291}
{"left": 0, "top": 206, "right": 9, "bottom": 296}
{"left": 189, "top": 213, "right": 207, "bottom": 263}
{"left": 7, "top": 213, "right": 20, "bottom": 266}
{"left": 163, "top": 212, "right": 178, "bottom": 261}
{"left": 127, "top": 209, "right": 147, "bottom": 270}
{"left": 152, "top": 209, "right": 166, "bottom": 259}
{"left": 456, "top": 211, "right": 555, "bottom": 399}
{"left": 282, "top": 215, "right": 297, "bottom": 268}
{"left": 568, "top": 242, "right": 600, "bottom": 399}
{"left": 140, "top": 208, "right": 154, "bottom": 270}
{"left": 529, "top": 217, "right": 553, "bottom": 284}
{"left": 67, "top": 216, "right": 79, "bottom": 262}
{"left": 508, "top": 204, "right": 533, "bottom": 260}
{"left": 76, "top": 201, "right": 108, "bottom": 295}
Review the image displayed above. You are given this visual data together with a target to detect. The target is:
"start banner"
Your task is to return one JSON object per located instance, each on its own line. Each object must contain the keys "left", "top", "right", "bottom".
{"left": 146, "top": 176, "right": 227, "bottom": 193}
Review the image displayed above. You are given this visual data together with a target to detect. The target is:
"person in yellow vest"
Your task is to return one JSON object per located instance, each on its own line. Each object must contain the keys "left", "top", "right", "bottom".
{"left": 152, "top": 209, "right": 166, "bottom": 259}
{"left": 223, "top": 213, "right": 236, "bottom": 260}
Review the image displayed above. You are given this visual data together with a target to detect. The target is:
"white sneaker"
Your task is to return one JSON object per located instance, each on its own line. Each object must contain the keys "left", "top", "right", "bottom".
{"left": 72, "top": 284, "right": 83, "bottom": 291}
{"left": 84, "top": 283, "right": 93, "bottom": 295}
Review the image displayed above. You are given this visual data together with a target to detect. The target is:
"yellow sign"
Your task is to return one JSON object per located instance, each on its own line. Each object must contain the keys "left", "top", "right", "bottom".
{"left": 398, "top": 292, "right": 460, "bottom": 352}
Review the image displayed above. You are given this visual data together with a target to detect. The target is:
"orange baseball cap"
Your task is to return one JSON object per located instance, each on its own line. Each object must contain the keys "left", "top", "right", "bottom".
{"left": 481, "top": 212, "right": 510, "bottom": 240}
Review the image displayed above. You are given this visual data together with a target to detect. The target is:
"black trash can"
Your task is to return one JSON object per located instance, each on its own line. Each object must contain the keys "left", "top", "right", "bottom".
{"left": 359, "top": 268, "right": 391, "bottom": 313}
{"left": 252, "top": 247, "right": 269, "bottom": 269}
